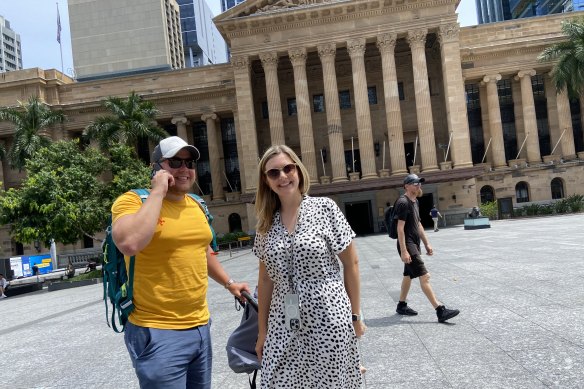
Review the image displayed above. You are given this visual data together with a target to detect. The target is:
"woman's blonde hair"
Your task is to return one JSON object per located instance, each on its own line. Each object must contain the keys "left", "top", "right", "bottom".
{"left": 255, "top": 145, "right": 311, "bottom": 234}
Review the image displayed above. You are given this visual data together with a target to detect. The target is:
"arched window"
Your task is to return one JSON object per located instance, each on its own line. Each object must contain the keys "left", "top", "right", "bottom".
{"left": 228, "top": 213, "right": 242, "bottom": 233}
{"left": 480, "top": 185, "right": 495, "bottom": 204}
{"left": 515, "top": 181, "right": 530, "bottom": 203}
{"left": 551, "top": 178, "right": 565, "bottom": 199}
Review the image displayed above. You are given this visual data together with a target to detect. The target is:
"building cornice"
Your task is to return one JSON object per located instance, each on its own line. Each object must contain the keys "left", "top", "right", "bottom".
{"left": 216, "top": 0, "right": 458, "bottom": 43}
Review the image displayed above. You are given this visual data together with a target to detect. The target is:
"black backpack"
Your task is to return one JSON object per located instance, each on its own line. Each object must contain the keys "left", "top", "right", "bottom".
{"left": 386, "top": 197, "right": 402, "bottom": 240}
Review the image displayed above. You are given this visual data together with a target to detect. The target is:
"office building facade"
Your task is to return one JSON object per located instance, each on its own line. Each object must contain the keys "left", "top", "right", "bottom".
{"left": 0, "top": 16, "right": 22, "bottom": 73}
{"left": 0, "top": 1, "right": 583, "bottom": 256}
{"left": 477, "top": 0, "right": 571, "bottom": 23}
{"left": 221, "top": 0, "right": 246, "bottom": 13}
{"left": 177, "top": 0, "right": 228, "bottom": 67}
{"left": 68, "top": 0, "right": 184, "bottom": 80}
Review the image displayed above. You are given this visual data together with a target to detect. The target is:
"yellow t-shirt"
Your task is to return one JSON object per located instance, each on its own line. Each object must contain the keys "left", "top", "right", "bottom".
{"left": 111, "top": 191, "right": 213, "bottom": 329}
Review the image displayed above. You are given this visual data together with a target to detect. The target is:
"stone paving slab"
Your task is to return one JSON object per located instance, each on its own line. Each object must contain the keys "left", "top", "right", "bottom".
{"left": 0, "top": 214, "right": 583, "bottom": 388}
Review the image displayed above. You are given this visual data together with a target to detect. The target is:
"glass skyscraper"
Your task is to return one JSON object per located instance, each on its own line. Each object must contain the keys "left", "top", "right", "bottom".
{"left": 221, "top": 0, "right": 246, "bottom": 13}
{"left": 177, "top": 0, "right": 227, "bottom": 67}
{"left": 477, "top": 0, "right": 571, "bottom": 23}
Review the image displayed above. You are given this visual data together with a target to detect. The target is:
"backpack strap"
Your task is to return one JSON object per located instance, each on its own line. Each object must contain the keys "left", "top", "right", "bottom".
{"left": 187, "top": 193, "right": 219, "bottom": 253}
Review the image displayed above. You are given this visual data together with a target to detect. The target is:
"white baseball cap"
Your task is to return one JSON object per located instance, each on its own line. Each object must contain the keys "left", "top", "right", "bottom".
{"left": 152, "top": 136, "right": 200, "bottom": 162}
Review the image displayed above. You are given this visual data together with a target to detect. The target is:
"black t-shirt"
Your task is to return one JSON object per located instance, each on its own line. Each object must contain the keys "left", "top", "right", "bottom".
{"left": 394, "top": 195, "right": 421, "bottom": 251}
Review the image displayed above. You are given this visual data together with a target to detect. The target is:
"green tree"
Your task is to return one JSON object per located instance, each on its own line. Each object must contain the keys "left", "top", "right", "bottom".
{"left": 0, "top": 140, "right": 150, "bottom": 245}
{"left": 83, "top": 91, "right": 168, "bottom": 152}
{"left": 538, "top": 18, "right": 584, "bottom": 98}
{"left": 0, "top": 96, "right": 65, "bottom": 170}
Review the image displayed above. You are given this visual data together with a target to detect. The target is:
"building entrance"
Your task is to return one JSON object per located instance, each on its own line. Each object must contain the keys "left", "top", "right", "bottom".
{"left": 418, "top": 194, "right": 434, "bottom": 229}
{"left": 345, "top": 201, "right": 373, "bottom": 236}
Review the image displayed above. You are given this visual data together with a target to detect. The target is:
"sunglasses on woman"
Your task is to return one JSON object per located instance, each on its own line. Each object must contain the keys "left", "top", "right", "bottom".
{"left": 265, "top": 163, "right": 297, "bottom": 180}
{"left": 164, "top": 158, "right": 197, "bottom": 169}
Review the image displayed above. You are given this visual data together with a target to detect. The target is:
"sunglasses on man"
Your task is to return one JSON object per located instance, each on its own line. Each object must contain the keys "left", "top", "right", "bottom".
{"left": 163, "top": 157, "right": 197, "bottom": 169}
{"left": 265, "top": 163, "right": 297, "bottom": 180}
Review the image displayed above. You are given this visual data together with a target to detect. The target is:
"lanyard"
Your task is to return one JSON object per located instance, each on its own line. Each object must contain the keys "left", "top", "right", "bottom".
{"left": 281, "top": 199, "right": 303, "bottom": 293}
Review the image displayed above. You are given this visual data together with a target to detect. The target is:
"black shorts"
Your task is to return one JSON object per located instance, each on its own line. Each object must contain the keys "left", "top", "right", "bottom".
{"left": 397, "top": 244, "right": 428, "bottom": 279}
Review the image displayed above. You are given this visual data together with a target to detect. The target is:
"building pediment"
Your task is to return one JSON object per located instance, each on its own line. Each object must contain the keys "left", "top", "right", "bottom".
{"left": 214, "top": 0, "right": 459, "bottom": 44}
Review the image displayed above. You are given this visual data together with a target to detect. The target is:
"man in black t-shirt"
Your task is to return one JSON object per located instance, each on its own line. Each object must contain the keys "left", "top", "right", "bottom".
{"left": 394, "top": 174, "right": 459, "bottom": 323}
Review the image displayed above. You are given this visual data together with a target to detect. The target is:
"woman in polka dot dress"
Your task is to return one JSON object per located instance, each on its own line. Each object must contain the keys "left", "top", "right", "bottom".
{"left": 253, "top": 145, "right": 365, "bottom": 388}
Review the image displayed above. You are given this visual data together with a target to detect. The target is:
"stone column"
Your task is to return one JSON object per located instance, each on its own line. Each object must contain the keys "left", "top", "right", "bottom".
{"left": 317, "top": 42, "right": 347, "bottom": 182}
{"left": 515, "top": 69, "right": 541, "bottom": 163}
{"left": 407, "top": 28, "right": 438, "bottom": 172}
{"left": 347, "top": 38, "right": 377, "bottom": 179}
{"left": 544, "top": 74, "right": 560, "bottom": 155}
{"left": 259, "top": 51, "right": 285, "bottom": 145}
{"left": 232, "top": 55, "right": 260, "bottom": 193}
{"left": 289, "top": 47, "right": 318, "bottom": 184}
{"left": 171, "top": 116, "right": 189, "bottom": 142}
{"left": 438, "top": 23, "right": 473, "bottom": 168}
{"left": 479, "top": 83, "right": 493, "bottom": 164}
{"left": 556, "top": 87, "right": 576, "bottom": 159}
{"left": 377, "top": 33, "right": 407, "bottom": 175}
{"left": 482, "top": 74, "right": 507, "bottom": 168}
{"left": 201, "top": 113, "right": 224, "bottom": 201}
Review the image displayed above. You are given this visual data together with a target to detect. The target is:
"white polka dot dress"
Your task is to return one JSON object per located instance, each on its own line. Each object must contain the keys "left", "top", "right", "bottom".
{"left": 253, "top": 196, "right": 362, "bottom": 388}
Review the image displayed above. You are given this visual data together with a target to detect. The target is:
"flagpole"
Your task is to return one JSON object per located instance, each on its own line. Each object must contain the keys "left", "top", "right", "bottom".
{"left": 57, "top": 2, "right": 64, "bottom": 74}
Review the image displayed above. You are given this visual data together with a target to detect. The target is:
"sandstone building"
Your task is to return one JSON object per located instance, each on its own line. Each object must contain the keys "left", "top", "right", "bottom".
{"left": 0, "top": 0, "right": 583, "bottom": 256}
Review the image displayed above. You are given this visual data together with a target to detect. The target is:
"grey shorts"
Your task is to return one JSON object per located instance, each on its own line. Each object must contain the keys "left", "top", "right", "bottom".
{"left": 403, "top": 253, "right": 428, "bottom": 279}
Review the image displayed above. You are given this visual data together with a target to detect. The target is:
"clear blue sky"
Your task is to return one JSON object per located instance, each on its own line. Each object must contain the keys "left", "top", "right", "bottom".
{"left": 0, "top": 0, "right": 477, "bottom": 77}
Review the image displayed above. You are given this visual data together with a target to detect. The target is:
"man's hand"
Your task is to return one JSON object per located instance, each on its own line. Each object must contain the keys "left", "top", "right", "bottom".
{"left": 226, "top": 281, "right": 251, "bottom": 300}
{"left": 150, "top": 169, "right": 174, "bottom": 196}
{"left": 425, "top": 244, "right": 434, "bottom": 256}
{"left": 400, "top": 250, "right": 412, "bottom": 264}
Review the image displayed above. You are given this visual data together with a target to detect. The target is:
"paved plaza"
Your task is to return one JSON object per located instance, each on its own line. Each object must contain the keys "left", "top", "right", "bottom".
{"left": 1, "top": 214, "right": 583, "bottom": 388}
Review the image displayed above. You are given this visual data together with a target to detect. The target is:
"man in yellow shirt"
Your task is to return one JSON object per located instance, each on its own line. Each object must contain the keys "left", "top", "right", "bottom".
{"left": 112, "top": 136, "right": 249, "bottom": 389}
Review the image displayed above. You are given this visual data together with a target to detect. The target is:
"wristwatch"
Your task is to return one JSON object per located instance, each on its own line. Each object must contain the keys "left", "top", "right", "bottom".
{"left": 224, "top": 278, "right": 235, "bottom": 289}
{"left": 352, "top": 313, "right": 363, "bottom": 322}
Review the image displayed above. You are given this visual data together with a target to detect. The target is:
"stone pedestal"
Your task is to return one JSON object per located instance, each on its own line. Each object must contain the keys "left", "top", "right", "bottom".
{"left": 319, "top": 176, "right": 331, "bottom": 184}
{"left": 349, "top": 172, "right": 360, "bottom": 181}
{"left": 225, "top": 191, "right": 241, "bottom": 202}
{"left": 476, "top": 162, "right": 492, "bottom": 172}
{"left": 378, "top": 169, "right": 390, "bottom": 178}
{"left": 439, "top": 161, "right": 453, "bottom": 170}
{"left": 408, "top": 165, "right": 421, "bottom": 174}
{"left": 542, "top": 155, "right": 560, "bottom": 165}
{"left": 578, "top": 151, "right": 584, "bottom": 160}
{"left": 508, "top": 158, "right": 527, "bottom": 168}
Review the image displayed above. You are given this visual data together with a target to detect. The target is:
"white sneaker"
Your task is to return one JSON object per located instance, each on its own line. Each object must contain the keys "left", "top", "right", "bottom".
{"left": 0, "top": 294, "right": 7, "bottom": 299}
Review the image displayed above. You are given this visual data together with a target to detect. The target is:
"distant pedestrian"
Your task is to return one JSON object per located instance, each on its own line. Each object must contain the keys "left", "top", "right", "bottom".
{"left": 0, "top": 273, "right": 9, "bottom": 299}
{"left": 429, "top": 204, "right": 442, "bottom": 232}
{"left": 394, "top": 174, "right": 459, "bottom": 323}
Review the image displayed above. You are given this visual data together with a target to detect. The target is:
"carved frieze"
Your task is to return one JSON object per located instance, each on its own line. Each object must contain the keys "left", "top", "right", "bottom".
{"left": 257, "top": 0, "right": 335, "bottom": 13}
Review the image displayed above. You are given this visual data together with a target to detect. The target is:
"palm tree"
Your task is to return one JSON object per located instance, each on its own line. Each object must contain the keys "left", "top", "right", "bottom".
{"left": 83, "top": 91, "right": 168, "bottom": 152}
{"left": 538, "top": 18, "right": 584, "bottom": 98}
{"left": 0, "top": 96, "right": 65, "bottom": 170}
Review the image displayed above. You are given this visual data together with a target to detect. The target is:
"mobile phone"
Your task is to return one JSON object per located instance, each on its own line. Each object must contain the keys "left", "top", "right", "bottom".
{"left": 150, "top": 162, "right": 162, "bottom": 179}
{"left": 284, "top": 293, "right": 301, "bottom": 331}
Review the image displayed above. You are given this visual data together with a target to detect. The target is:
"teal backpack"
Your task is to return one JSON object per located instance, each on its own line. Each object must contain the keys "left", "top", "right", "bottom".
{"left": 102, "top": 189, "right": 218, "bottom": 333}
